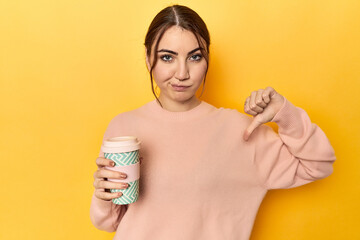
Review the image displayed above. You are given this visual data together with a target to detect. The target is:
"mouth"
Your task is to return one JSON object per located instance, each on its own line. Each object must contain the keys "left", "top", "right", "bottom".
{"left": 171, "top": 84, "right": 190, "bottom": 87}
{"left": 171, "top": 84, "right": 190, "bottom": 91}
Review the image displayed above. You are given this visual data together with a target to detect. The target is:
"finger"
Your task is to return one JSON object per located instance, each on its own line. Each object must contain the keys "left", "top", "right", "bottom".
{"left": 96, "top": 157, "right": 115, "bottom": 168}
{"left": 244, "top": 97, "right": 258, "bottom": 116}
{"left": 264, "top": 86, "right": 276, "bottom": 100}
{"left": 94, "top": 168, "right": 127, "bottom": 180}
{"left": 139, "top": 157, "right": 143, "bottom": 165}
{"left": 94, "top": 178, "right": 129, "bottom": 190}
{"left": 243, "top": 116, "right": 262, "bottom": 141}
{"left": 95, "top": 189, "right": 123, "bottom": 201}
{"left": 249, "top": 91, "right": 264, "bottom": 113}
{"left": 255, "top": 89, "right": 267, "bottom": 108}
{"left": 262, "top": 88, "right": 271, "bottom": 103}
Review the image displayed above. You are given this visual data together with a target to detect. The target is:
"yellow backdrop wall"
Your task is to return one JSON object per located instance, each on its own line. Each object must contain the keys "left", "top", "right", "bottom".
{"left": 1, "top": 0, "right": 359, "bottom": 239}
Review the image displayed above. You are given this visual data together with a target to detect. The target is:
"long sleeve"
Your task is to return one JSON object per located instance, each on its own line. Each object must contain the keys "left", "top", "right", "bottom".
{"left": 89, "top": 98, "right": 337, "bottom": 239}
{"left": 90, "top": 115, "right": 128, "bottom": 232}
{"left": 251, "top": 96, "right": 336, "bottom": 190}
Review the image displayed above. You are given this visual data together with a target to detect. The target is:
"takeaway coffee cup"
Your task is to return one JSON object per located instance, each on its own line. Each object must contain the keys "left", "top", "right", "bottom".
{"left": 101, "top": 136, "right": 141, "bottom": 205}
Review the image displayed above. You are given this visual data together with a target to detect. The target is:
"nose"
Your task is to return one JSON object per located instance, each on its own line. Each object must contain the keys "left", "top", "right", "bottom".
{"left": 174, "top": 61, "right": 190, "bottom": 81}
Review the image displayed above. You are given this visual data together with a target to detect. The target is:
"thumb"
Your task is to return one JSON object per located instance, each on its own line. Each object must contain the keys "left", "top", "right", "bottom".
{"left": 243, "top": 116, "right": 263, "bottom": 141}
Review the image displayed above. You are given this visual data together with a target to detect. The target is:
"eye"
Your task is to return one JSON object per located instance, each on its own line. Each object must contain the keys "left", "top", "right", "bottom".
{"left": 189, "top": 54, "right": 202, "bottom": 62}
{"left": 160, "top": 54, "right": 173, "bottom": 62}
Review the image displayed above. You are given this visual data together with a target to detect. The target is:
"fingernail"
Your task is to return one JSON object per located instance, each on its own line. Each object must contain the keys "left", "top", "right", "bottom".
{"left": 111, "top": 162, "right": 115, "bottom": 166}
{"left": 121, "top": 173, "right": 127, "bottom": 179}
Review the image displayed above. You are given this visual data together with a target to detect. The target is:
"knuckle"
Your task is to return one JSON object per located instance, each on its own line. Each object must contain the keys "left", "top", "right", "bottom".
{"left": 95, "top": 190, "right": 102, "bottom": 199}
{"left": 96, "top": 169, "right": 106, "bottom": 179}
{"left": 96, "top": 179, "right": 102, "bottom": 188}
{"left": 96, "top": 157, "right": 102, "bottom": 164}
{"left": 99, "top": 191, "right": 106, "bottom": 199}
{"left": 94, "top": 179, "right": 101, "bottom": 188}
{"left": 95, "top": 180, "right": 103, "bottom": 189}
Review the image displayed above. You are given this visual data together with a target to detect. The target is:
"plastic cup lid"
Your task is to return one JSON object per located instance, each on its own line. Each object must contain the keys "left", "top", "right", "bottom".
{"left": 101, "top": 136, "right": 141, "bottom": 153}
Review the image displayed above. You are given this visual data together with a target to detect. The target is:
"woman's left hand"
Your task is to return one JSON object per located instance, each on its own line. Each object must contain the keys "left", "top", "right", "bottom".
{"left": 243, "top": 86, "right": 285, "bottom": 141}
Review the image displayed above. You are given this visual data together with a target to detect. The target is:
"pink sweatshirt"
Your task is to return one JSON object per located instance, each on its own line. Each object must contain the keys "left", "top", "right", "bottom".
{"left": 90, "top": 96, "right": 336, "bottom": 239}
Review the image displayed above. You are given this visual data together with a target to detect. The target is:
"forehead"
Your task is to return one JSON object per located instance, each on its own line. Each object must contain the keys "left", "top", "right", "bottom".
{"left": 157, "top": 26, "right": 199, "bottom": 51}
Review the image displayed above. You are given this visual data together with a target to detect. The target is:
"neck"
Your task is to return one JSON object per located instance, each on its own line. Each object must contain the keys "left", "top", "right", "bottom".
{"left": 157, "top": 96, "right": 201, "bottom": 112}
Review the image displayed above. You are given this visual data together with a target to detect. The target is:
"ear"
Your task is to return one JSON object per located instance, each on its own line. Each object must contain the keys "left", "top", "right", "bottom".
{"left": 145, "top": 48, "right": 151, "bottom": 72}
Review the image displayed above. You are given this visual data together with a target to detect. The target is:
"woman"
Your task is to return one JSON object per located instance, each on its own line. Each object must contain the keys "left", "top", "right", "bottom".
{"left": 90, "top": 5, "right": 336, "bottom": 239}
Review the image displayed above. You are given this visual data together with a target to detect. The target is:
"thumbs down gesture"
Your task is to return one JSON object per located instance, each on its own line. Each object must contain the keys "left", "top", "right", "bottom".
{"left": 243, "top": 86, "right": 285, "bottom": 141}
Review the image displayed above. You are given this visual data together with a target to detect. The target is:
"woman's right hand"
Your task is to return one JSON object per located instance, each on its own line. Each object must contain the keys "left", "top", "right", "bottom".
{"left": 93, "top": 157, "right": 129, "bottom": 201}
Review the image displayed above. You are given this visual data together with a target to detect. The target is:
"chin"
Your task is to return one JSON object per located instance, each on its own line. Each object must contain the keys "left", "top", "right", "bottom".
{"left": 178, "top": 95, "right": 198, "bottom": 103}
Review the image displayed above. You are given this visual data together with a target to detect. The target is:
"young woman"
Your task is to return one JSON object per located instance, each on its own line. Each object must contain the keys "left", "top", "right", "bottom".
{"left": 90, "top": 5, "right": 336, "bottom": 239}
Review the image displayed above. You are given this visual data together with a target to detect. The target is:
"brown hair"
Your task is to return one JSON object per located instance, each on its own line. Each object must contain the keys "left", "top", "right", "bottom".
{"left": 144, "top": 4, "right": 210, "bottom": 108}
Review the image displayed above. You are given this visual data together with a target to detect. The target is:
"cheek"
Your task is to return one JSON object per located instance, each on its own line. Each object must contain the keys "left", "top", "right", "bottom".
{"left": 153, "top": 64, "right": 176, "bottom": 82}
{"left": 190, "top": 62, "right": 207, "bottom": 79}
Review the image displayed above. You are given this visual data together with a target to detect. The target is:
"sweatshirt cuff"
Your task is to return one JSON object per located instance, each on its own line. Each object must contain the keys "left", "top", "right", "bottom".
{"left": 270, "top": 95, "right": 306, "bottom": 138}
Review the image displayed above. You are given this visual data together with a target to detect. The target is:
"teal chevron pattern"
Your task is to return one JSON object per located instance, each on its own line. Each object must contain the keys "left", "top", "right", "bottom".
{"left": 110, "top": 180, "right": 139, "bottom": 205}
{"left": 104, "top": 150, "right": 139, "bottom": 166}
{"left": 104, "top": 150, "right": 140, "bottom": 204}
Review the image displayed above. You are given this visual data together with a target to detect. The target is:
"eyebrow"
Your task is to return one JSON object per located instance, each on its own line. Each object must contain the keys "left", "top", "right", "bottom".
{"left": 157, "top": 47, "right": 203, "bottom": 56}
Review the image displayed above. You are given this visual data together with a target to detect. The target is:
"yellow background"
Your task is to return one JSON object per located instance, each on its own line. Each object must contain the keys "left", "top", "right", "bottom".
{"left": 1, "top": 0, "right": 359, "bottom": 239}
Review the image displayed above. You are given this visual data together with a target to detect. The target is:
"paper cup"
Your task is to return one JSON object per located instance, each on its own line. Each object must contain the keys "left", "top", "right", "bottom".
{"left": 101, "top": 136, "right": 141, "bottom": 205}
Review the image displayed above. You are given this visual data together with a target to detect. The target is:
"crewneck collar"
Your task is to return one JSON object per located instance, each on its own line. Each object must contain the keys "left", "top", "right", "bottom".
{"left": 145, "top": 99, "right": 214, "bottom": 121}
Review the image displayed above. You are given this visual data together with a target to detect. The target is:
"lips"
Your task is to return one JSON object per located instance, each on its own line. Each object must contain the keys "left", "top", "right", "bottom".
{"left": 171, "top": 84, "right": 190, "bottom": 91}
{"left": 171, "top": 84, "right": 190, "bottom": 87}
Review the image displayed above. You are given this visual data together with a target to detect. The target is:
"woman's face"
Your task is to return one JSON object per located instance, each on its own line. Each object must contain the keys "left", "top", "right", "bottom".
{"left": 146, "top": 26, "right": 208, "bottom": 106}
